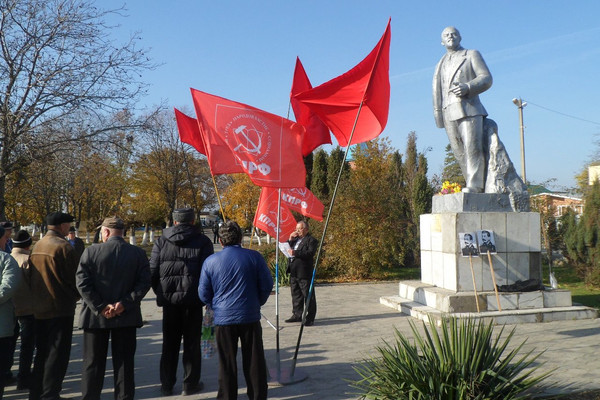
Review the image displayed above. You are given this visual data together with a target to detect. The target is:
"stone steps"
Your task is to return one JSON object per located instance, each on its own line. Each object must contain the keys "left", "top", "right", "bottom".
{"left": 380, "top": 280, "right": 598, "bottom": 325}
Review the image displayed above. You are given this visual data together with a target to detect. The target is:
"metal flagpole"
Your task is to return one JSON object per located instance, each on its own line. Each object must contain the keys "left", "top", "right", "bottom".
{"left": 290, "top": 101, "right": 364, "bottom": 377}
{"left": 211, "top": 176, "right": 226, "bottom": 222}
{"left": 268, "top": 189, "right": 308, "bottom": 384}
{"left": 248, "top": 202, "right": 261, "bottom": 250}
{"left": 267, "top": 100, "right": 309, "bottom": 385}
{"left": 275, "top": 189, "right": 281, "bottom": 378}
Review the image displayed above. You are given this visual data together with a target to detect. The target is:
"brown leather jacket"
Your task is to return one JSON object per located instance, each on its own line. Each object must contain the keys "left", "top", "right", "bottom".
{"left": 29, "top": 229, "right": 80, "bottom": 319}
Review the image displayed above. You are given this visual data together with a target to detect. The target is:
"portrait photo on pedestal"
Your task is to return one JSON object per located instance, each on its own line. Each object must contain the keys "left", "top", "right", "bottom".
{"left": 459, "top": 232, "right": 479, "bottom": 257}
{"left": 477, "top": 229, "right": 497, "bottom": 254}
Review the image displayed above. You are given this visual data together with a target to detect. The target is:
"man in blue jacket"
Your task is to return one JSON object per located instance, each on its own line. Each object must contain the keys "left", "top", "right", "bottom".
{"left": 199, "top": 221, "right": 273, "bottom": 400}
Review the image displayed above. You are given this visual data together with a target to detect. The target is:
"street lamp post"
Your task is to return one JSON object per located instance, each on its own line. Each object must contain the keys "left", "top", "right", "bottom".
{"left": 512, "top": 98, "right": 527, "bottom": 184}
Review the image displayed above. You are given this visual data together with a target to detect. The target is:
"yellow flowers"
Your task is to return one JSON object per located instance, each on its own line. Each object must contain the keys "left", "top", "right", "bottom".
{"left": 439, "top": 181, "right": 462, "bottom": 195}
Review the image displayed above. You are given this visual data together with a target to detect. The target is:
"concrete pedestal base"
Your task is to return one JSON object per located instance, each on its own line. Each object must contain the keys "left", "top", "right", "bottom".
{"left": 379, "top": 194, "right": 598, "bottom": 324}
{"left": 420, "top": 210, "right": 541, "bottom": 292}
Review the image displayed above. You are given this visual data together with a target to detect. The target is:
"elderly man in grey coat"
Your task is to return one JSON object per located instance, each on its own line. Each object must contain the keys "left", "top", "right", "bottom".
{"left": 76, "top": 216, "right": 151, "bottom": 400}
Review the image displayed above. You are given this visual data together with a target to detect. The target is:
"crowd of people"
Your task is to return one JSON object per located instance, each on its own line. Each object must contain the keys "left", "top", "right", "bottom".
{"left": 0, "top": 209, "right": 325, "bottom": 400}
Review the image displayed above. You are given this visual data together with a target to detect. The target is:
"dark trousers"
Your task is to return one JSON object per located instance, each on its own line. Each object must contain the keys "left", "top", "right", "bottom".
{"left": 290, "top": 277, "right": 317, "bottom": 323}
{"left": 81, "top": 327, "right": 137, "bottom": 400}
{"left": 17, "top": 315, "right": 35, "bottom": 386}
{"left": 5, "top": 321, "right": 18, "bottom": 382}
{"left": 215, "top": 322, "right": 267, "bottom": 400}
{"left": 0, "top": 336, "right": 14, "bottom": 399}
{"left": 160, "top": 305, "right": 203, "bottom": 390}
{"left": 30, "top": 315, "right": 74, "bottom": 400}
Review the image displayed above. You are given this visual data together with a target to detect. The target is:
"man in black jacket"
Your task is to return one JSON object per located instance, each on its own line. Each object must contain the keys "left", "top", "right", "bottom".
{"left": 150, "top": 208, "right": 214, "bottom": 396}
{"left": 285, "top": 221, "right": 318, "bottom": 326}
{"left": 76, "top": 216, "right": 151, "bottom": 400}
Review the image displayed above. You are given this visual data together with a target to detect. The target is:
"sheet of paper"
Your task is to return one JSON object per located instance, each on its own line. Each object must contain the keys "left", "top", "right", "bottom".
{"left": 278, "top": 241, "right": 293, "bottom": 258}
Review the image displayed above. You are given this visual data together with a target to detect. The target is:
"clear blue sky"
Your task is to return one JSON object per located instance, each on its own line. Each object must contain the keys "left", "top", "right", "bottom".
{"left": 106, "top": 0, "right": 600, "bottom": 190}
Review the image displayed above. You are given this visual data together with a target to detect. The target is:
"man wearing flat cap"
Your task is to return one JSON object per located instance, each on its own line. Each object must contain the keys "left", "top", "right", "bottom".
{"left": 66, "top": 226, "right": 85, "bottom": 261}
{"left": 29, "top": 212, "right": 80, "bottom": 400}
{"left": 76, "top": 216, "right": 151, "bottom": 400}
{"left": 150, "top": 208, "right": 214, "bottom": 396}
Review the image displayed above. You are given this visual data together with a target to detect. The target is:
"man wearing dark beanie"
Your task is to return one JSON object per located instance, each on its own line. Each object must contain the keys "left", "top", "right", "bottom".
{"left": 10, "top": 230, "right": 35, "bottom": 391}
{"left": 29, "top": 212, "right": 80, "bottom": 400}
{"left": 150, "top": 208, "right": 214, "bottom": 396}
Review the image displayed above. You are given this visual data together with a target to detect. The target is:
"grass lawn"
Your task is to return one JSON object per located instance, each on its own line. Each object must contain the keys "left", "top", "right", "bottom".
{"left": 543, "top": 261, "right": 600, "bottom": 310}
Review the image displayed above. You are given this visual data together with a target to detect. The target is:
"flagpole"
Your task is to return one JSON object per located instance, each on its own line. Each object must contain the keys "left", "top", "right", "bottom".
{"left": 211, "top": 175, "right": 226, "bottom": 222}
{"left": 290, "top": 100, "right": 364, "bottom": 376}
{"left": 275, "top": 188, "right": 282, "bottom": 380}
{"left": 248, "top": 202, "right": 261, "bottom": 250}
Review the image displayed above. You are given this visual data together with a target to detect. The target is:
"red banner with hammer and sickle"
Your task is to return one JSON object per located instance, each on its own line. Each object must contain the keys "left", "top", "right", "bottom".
{"left": 191, "top": 88, "right": 306, "bottom": 188}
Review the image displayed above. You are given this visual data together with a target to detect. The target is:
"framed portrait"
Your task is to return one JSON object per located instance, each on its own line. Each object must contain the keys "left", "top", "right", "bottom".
{"left": 477, "top": 230, "right": 497, "bottom": 254}
{"left": 459, "top": 232, "right": 478, "bottom": 257}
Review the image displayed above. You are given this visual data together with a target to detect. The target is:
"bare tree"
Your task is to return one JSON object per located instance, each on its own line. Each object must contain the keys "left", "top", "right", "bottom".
{"left": 0, "top": 0, "right": 156, "bottom": 218}
{"left": 132, "top": 109, "right": 214, "bottom": 228}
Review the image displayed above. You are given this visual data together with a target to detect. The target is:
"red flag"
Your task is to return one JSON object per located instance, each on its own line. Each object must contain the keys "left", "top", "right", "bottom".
{"left": 290, "top": 57, "right": 331, "bottom": 156}
{"left": 263, "top": 186, "right": 324, "bottom": 221}
{"left": 254, "top": 188, "right": 297, "bottom": 242}
{"left": 174, "top": 108, "right": 206, "bottom": 155}
{"left": 188, "top": 93, "right": 260, "bottom": 176}
{"left": 293, "top": 19, "right": 391, "bottom": 147}
{"left": 191, "top": 88, "right": 306, "bottom": 188}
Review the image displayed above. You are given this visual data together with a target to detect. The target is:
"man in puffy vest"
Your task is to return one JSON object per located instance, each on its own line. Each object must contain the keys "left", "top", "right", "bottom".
{"left": 150, "top": 208, "right": 214, "bottom": 396}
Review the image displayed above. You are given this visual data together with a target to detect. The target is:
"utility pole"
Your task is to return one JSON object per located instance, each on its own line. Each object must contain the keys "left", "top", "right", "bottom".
{"left": 512, "top": 98, "right": 527, "bottom": 184}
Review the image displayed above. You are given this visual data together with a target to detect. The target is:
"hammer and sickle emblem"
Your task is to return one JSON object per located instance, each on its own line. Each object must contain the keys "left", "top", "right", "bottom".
{"left": 233, "top": 125, "right": 262, "bottom": 154}
{"left": 291, "top": 187, "right": 308, "bottom": 197}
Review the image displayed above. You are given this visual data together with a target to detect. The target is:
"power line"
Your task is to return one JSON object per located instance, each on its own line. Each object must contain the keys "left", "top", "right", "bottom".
{"left": 525, "top": 101, "right": 600, "bottom": 126}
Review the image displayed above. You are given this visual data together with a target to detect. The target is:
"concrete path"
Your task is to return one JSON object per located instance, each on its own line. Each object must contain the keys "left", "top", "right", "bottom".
{"left": 4, "top": 281, "right": 600, "bottom": 399}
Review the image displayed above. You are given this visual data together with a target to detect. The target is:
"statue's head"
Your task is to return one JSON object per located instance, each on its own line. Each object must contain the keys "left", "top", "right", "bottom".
{"left": 441, "top": 26, "right": 461, "bottom": 50}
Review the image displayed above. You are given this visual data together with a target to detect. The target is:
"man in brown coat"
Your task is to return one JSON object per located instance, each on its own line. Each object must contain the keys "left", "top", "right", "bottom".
{"left": 28, "top": 212, "right": 80, "bottom": 400}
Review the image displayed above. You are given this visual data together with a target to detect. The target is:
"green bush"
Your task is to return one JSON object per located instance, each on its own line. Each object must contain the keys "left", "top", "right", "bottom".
{"left": 268, "top": 257, "right": 290, "bottom": 287}
{"left": 352, "top": 316, "right": 551, "bottom": 399}
{"left": 256, "top": 243, "right": 290, "bottom": 286}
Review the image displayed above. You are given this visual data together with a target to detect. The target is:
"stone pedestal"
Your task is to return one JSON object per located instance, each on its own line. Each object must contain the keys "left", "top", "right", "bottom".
{"left": 420, "top": 210, "right": 541, "bottom": 292}
{"left": 380, "top": 193, "right": 598, "bottom": 324}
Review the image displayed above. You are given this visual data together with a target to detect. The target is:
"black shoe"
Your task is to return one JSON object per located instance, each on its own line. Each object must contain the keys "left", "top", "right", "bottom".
{"left": 160, "top": 386, "right": 173, "bottom": 396}
{"left": 304, "top": 320, "right": 314, "bottom": 326}
{"left": 182, "top": 381, "right": 204, "bottom": 395}
{"left": 285, "top": 315, "right": 302, "bottom": 323}
{"left": 16, "top": 381, "right": 29, "bottom": 391}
